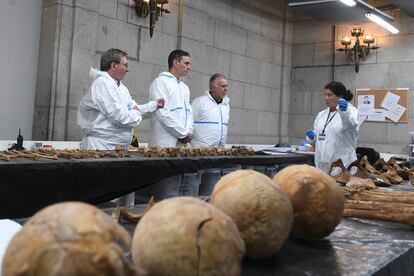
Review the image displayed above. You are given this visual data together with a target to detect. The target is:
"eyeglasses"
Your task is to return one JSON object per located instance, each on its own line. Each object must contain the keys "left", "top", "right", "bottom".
{"left": 114, "top": 61, "right": 128, "bottom": 69}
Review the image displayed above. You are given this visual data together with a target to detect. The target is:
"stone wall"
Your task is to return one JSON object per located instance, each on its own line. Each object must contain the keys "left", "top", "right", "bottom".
{"left": 289, "top": 10, "right": 414, "bottom": 154}
{"left": 0, "top": 0, "right": 42, "bottom": 140}
{"left": 33, "top": 0, "right": 291, "bottom": 145}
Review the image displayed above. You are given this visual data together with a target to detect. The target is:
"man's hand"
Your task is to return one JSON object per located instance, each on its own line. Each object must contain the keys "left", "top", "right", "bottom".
{"left": 179, "top": 134, "right": 192, "bottom": 144}
{"left": 156, "top": 98, "right": 165, "bottom": 108}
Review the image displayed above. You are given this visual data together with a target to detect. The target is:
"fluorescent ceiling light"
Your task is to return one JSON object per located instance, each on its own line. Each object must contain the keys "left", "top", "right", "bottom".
{"left": 339, "top": 0, "right": 356, "bottom": 7}
{"left": 366, "top": 12, "right": 399, "bottom": 34}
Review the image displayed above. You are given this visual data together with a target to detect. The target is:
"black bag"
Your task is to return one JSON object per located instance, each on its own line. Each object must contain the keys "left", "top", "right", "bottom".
{"left": 356, "top": 147, "right": 380, "bottom": 165}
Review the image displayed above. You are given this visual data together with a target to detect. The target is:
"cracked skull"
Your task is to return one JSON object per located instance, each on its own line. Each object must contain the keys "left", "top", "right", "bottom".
{"left": 274, "top": 164, "right": 345, "bottom": 239}
{"left": 211, "top": 170, "right": 293, "bottom": 258}
{"left": 131, "top": 197, "right": 245, "bottom": 275}
{"left": 2, "top": 202, "right": 135, "bottom": 276}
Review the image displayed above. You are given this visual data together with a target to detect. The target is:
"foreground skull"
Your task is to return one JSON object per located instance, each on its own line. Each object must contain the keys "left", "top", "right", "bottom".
{"left": 274, "top": 164, "right": 344, "bottom": 239}
{"left": 131, "top": 197, "right": 245, "bottom": 275}
{"left": 211, "top": 170, "right": 293, "bottom": 258}
{"left": 2, "top": 202, "right": 135, "bottom": 276}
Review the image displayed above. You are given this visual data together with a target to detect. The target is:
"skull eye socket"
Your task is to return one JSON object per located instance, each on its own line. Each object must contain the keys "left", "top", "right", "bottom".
{"left": 331, "top": 167, "right": 343, "bottom": 177}
{"left": 349, "top": 166, "right": 358, "bottom": 176}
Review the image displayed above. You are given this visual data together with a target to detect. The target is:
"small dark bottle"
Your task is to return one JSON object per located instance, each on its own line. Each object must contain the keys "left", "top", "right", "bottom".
{"left": 17, "top": 129, "right": 24, "bottom": 150}
{"left": 130, "top": 134, "right": 139, "bottom": 147}
{"left": 130, "top": 128, "right": 139, "bottom": 147}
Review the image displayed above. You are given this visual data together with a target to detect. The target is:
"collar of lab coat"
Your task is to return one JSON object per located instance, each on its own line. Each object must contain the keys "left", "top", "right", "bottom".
{"left": 324, "top": 102, "right": 356, "bottom": 112}
{"left": 204, "top": 90, "right": 230, "bottom": 105}
{"left": 159, "top": 71, "right": 181, "bottom": 83}
{"left": 89, "top": 67, "right": 122, "bottom": 87}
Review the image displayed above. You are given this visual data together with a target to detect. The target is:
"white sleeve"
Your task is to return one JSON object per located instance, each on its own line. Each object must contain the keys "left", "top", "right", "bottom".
{"left": 339, "top": 106, "right": 359, "bottom": 130}
{"left": 149, "top": 79, "right": 190, "bottom": 138}
{"left": 93, "top": 81, "right": 142, "bottom": 128}
{"left": 191, "top": 98, "right": 201, "bottom": 122}
{"left": 136, "top": 100, "right": 157, "bottom": 119}
{"left": 306, "top": 135, "right": 315, "bottom": 144}
{"left": 186, "top": 94, "right": 193, "bottom": 134}
{"left": 313, "top": 112, "right": 320, "bottom": 131}
{"left": 138, "top": 100, "right": 157, "bottom": 113}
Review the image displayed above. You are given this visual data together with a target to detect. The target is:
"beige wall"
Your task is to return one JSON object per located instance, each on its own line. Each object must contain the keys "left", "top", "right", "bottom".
{"left": 0, "top": 0, "right": 42, "bottom": 139}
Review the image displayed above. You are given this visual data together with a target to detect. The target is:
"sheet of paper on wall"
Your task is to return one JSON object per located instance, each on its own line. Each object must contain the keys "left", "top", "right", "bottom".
{"left": 357, "top": 95, "right": 375, "bottom": 115}
{"left": 381, "top": 92, "right": 400, "bottom": 110}
{"left": 358, "top": 115, "right": 367, "bottom": 125}
{"left": 385, "top": 104, "right": 406, "bottom": 123}
{"left": 367, "top": 109, "right": 386, "bottom": 121}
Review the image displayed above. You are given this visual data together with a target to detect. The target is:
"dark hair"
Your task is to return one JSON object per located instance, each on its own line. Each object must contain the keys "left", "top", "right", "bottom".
{"left": 168, "top": 49, "right": 190, "bottom": 69}
{"left": 209, "top": 73, "right": 226, "bottom": 90}
{"left": 100, "top": 48, "right": 128, "bottom": 71}
{"left": 324, "top": 81, "right": 353, "bottom": 101}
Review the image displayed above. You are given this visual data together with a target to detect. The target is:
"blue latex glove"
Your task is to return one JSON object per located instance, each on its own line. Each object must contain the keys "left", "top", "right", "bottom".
{"left": 338, "top": 98, "right": 348, "bottom": 112}
{"left": 305, "top": 129, "right": 315, "bottom": 140}
{"left": 300, "top": 140, "right": 310, "bottom": 146}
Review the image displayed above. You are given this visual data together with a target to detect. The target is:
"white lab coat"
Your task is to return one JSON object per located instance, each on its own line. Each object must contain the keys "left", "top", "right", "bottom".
{"left": 191, "top": 90, "right": 230, "bottom": 148}
{"left": 309, "top": 103, "right": 359, "bottom": 173}
{"left": 149, "top": 72, "right": 193, "bottom": 147}
{"left": 78, "top": 68, "right": 157, "bottom": 150}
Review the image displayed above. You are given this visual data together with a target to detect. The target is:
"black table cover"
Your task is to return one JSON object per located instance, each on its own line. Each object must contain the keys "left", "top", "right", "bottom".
{"left": 0, "top": 152, "right": 313, "bottom": 218}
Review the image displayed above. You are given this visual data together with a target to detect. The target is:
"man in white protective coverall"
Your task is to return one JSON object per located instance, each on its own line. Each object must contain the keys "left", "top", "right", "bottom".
{"left": 140, "top": 49, "right": 193, "bottom": 201}
{"left": 191, "top": 73, "right": 230, "bottom": 148}
{"left": 148, "top": 49, "right": 193, "bottom": 147}
{"left": 78, "top": 48, "right": 164, "bottom": 150}
{"left": 77, "top": 48, "right": 164, "bottom": 206}
{"left": 191, "top": 73, "right": 230, "bottom": 196}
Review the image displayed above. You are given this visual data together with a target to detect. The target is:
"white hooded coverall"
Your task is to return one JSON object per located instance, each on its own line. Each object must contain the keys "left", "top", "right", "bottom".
{"left": 191, "top": 90, "right": 230, "bottom": 148}
{"left": 309, "top": 103, "right": 359, "bottom": 173}
{"left": 149, "top": 72, "right": 193, "bottom": 147}
{"left": 78, "top": 68, "right": 157, "bottom": 150}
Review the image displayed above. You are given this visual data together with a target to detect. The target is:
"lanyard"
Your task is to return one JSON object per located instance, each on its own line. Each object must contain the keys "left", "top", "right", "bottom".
{"left": 322, "top": 111, "right": 337, "bottom": 135}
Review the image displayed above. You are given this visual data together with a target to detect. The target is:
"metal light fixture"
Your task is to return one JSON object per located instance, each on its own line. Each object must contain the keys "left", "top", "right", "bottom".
{"left": 365, "top": 12, "right": 399, "bottom": 34}
{"left": 133, "top": 0, "right": 170, "bottom": 37}
{"left": 338, "top": 0, "right": 356, "bottom": 7}
{"left": 337, "top": 27, "right": 379, "bottom": 73}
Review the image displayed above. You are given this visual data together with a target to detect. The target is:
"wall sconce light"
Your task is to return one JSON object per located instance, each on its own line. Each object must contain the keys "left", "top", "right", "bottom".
{"left": 133, "top": 0, "right": 170, "bottom": 37}
{"left": 337, "top": 27, "right": 379, "bottom": 73}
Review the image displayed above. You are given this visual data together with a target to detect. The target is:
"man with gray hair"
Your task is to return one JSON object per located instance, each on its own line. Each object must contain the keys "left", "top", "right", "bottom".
{"left": 191, "top": 73, "right": 230, "bottom": 148}
{"left": 77, "top": 48, "right": 164, "bottom": 206}
{"left": 78, "top": 48, "right": 164, "bottom": 150}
